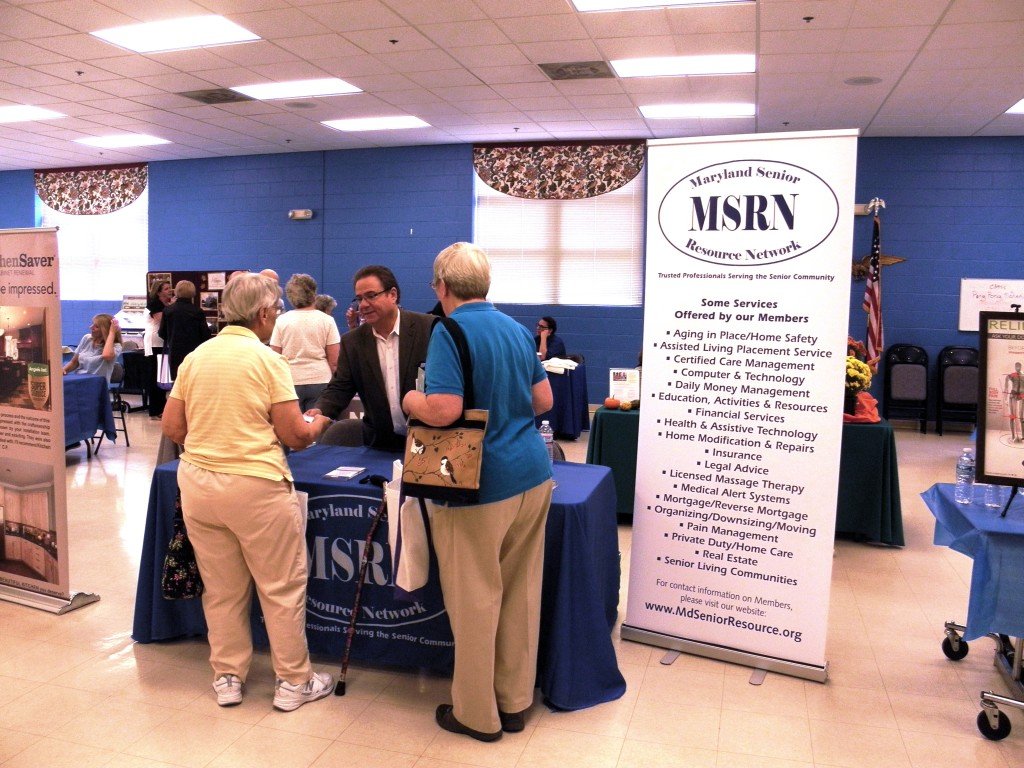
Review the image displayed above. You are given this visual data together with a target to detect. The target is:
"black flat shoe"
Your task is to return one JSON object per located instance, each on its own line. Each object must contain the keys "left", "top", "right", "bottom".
{"left": 435, "top": 704, "right": 502, "bottom": 742}
{"left": 498, "top": 708, "right": 528, "bottom": 732}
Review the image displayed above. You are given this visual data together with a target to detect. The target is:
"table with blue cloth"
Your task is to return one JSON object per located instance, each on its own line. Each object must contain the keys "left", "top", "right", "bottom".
{"left": 133, "top": 444, "right": 626, "bottom": 711}
{"left": 536, "top": 363, "right": 590, "bottom": 440}
{"left": 63, "top": 373, "right": 116, "bottom": 448}
{"left": 923, "top": 483, "right": 1024, "bottom": 641}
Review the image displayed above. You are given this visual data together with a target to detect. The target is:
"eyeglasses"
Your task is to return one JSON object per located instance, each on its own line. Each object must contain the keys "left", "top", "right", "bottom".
{"left": 263, "top": 304, "right": 282, "bottom": 316}
{"left": 536, "top": 324, "right": 550, "bottom": 330}
{"left": 352, "top": 289, "right": 391, "bottom": 304}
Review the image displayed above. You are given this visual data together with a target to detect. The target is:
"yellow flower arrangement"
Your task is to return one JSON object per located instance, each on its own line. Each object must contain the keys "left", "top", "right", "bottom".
{"left": 845, "top": 356, "right": 872, "bottom": 394}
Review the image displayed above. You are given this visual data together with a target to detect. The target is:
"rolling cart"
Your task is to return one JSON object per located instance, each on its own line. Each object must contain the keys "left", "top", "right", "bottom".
{"left": 922, "top": 483, "right": 1024, "bottom": 741}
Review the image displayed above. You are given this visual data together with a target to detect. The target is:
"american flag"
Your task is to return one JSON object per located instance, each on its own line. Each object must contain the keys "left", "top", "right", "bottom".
{"left": 862, "top": 214, "right": 883, "bottom": 369}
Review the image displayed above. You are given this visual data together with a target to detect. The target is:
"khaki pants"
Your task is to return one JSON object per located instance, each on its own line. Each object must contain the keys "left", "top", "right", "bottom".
{"left": 429, "top": 480, "right": 553, "bottom": 734}
{"left": 178, "top": 461, "right": 311, "bottom": 685}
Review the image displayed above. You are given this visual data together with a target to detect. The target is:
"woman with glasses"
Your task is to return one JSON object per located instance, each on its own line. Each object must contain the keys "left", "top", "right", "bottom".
{"left": 534, "top": 316, "right": 566, "bottom": 361}
{"left": 163, "top": 273, "right": 335, "bottom": 712}
{"left": 403, "top": 242, "right": 554, "bottom": 742}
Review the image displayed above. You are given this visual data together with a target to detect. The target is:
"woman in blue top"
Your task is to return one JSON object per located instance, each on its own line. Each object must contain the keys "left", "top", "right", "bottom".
{"left": 63, "top": 313, "right": 122, "bottom": 382}
{"left": 403, "top": 242, "right": 554, "bottom": 742}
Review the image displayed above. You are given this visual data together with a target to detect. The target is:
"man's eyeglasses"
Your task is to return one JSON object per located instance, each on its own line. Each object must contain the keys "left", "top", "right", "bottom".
{"left": 537, "top": 324, "right": 550, "bottom": 331}
{"left": 352, "top": 289, "right": 391, "bottom": 304}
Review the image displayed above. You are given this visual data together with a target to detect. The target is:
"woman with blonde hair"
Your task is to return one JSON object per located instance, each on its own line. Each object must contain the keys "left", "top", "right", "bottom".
{"left": 403, "top": 242, "right": 554, "bottom": 741}
{"left": 163, "top": 272, "right": 335, "bottom": 712}
{"left": 63, "top": 313, "right": 122, "bottom": 382}
{"left": 270, "top": 274, "right": 341, "bottom": 411}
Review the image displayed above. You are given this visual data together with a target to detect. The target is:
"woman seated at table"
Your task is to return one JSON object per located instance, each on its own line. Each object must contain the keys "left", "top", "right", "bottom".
{"left": 63, "top": 314, "right": 122, "bottom": 382}
{"left": 162, "top": 272, "right": 335, "bottom": 712}
{"left": 404, "top": 242, "right": 554, "bottom": 742}
{"left": 535, "top": 316, "right": 566, "bottom": 361}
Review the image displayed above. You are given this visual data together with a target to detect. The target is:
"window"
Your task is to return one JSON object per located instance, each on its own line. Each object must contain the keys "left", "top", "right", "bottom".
{"left": 473, "top": 158, "right": 645, "bottom": 306}
{"left": 35, "top": 164, "right": 149, "bottom": 301}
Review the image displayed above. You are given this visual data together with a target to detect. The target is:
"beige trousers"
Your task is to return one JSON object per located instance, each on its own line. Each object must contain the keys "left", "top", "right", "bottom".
{"left": 178, "top": 461, "right": 312, "bottom": 685}
{"left": 429, "top": 480, "right": 553, "bottom": 734}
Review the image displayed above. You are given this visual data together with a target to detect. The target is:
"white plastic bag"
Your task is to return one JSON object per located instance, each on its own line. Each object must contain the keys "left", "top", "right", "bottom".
{"left": 385, "top": 479, "right": 429, "bottom": 593}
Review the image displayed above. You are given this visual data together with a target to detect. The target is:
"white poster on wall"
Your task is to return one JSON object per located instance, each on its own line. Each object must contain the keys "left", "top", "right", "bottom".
{"left": 622, "top": 130, "right": 857, "bottom": 682}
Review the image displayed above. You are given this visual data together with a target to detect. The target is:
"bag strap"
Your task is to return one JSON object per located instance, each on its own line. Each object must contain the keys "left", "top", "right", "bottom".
{"left": 434, "top": 316, "right": 475, "bottom": 410}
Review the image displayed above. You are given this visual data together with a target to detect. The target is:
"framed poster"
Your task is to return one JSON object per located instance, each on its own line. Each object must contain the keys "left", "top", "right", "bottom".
{"left": 960, "top": 279, "right": 1024, "bottom": 332}
{"left": 977, "top": 311, "right": 1024, "bottom": 486}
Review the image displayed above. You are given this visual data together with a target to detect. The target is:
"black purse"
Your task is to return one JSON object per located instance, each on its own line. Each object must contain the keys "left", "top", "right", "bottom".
{"left": 161, "top": 490, "right": 204, "bottom": 600}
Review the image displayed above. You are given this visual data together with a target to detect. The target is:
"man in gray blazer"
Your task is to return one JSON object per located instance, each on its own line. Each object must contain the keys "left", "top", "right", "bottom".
{"left": 306, "top": 265, "right": 434, "bottom": 452}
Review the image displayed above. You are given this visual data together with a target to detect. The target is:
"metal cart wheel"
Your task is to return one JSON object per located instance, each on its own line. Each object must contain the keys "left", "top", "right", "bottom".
{"left": 942, "top": 635, "right": 969, "bottom": 660}
{"left": 977, "top": 708, "right": 1012, "bottom": 741}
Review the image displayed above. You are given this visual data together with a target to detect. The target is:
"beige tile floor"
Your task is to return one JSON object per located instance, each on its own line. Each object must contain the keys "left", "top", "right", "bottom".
{"left": 1, "top": 413, "right": 1023, "bottom": 767}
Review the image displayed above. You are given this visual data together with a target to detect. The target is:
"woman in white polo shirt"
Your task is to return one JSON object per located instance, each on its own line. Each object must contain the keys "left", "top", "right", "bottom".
{"left": 162, "top": 272, "right": 334, "bottom": 713}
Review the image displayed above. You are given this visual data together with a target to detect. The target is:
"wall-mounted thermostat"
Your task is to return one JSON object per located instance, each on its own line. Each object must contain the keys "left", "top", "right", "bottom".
{"left": 288, "top": 209, "right": 314, "bottom": 220}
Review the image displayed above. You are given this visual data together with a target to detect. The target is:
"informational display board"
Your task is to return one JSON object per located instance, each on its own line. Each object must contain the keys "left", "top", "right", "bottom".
{"left": 960, "top": 279, "right": 1024, "bottom": 332}
{"left": 148, "top": 270, "right": 240, "bottom": 333}
{"left": 622, "top": 130, "right": 858, "bottom": 682}
{"left": 977, "top": 312, "right": 1024, "bottom": 485}
{"left": 0, "top": 227, "right": 97, "bottom": 613}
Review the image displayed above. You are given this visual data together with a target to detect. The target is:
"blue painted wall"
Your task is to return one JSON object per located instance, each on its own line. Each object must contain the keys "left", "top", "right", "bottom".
{"left": 2, "top": 137, "right": 1022, "bottom": 406}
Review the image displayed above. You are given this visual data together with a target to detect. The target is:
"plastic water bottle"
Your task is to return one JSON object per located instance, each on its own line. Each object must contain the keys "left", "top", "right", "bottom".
{"left": 954, "top": 448, "right": 975, "bottom": 504}
{"left": 539, "top": 420, "right": 554, "bottom": 463}
{"left": 985, "top": 483, "right": 1005, "bottom": 509}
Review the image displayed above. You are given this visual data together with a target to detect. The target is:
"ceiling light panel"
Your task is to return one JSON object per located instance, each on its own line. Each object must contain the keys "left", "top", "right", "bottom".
{"left": 640, "top": 102, "right": 755, "bottom": 118}
{"left": 0, "top": 106, "right": 67, "bottom": 124}
{"left": 230, "top": 78, "right": 362, "bottom": 100}
{"left": 611, "top": 54, "right": 755, "bottom": 77}
{"left": 74, "top": 134, "right": 172, "bottom": 148}
{"left": 322, "top": 116, "right": 431, "bottom": 131}
{"left": 91, "top": 16, "right": 260, "bottom": 54}
{"left": 572, "top": 0, "right": 752, "bottom": 11}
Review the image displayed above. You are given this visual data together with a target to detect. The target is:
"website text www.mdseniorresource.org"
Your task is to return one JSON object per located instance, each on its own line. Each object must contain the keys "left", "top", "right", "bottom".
{"left": 644, "top": 601, "right": 803, "bottom": 643}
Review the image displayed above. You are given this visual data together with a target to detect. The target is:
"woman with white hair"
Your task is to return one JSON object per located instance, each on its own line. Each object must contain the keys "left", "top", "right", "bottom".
{"left": 162, "top": 272, "right": 335, "bottom": 712}
{"left": 270, "top": 274, "right": 340, "bottom": 411}
{"left": 403, "top": 242, "right": 554, "bottom": 742}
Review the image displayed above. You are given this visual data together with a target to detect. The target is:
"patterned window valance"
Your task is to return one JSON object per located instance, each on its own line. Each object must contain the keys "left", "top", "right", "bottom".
{"left": 473, "top": 141, "right": 645, "bottom": 200}
{"left": 35, "top": 163, "right": 148, "bottom": 215}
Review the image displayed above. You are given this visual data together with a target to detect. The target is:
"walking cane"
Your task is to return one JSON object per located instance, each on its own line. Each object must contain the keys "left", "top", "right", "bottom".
{"left": 336, "top": 474, "right": 389, "bottom": 695}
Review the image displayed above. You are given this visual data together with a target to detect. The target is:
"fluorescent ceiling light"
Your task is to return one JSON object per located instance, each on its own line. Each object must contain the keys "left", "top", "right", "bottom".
{"left": 91, "top": 15, "right": 259, "bottom": 53}
{"left": 1007, "top": 98, "right": 1024, "bottom": 115}
{"left": 231, "top": 78, "right": 361, "bottom": 100}
{"left": 611, "top": 54, "right": 755, "bottom": 78}
{"left": 0, "top": 106, "right": 66, "bottom": 124}
{"left": 640, "top": 103, "right": 755, "bottom": 118}
{"left": 74, "top": 134, "right": 171, "bottom": 148}
{"left": 572, "top": 0, "right": 751, "bottom": 11}
{"left": 322, "top": 116, "right": 431, "bottom": 132}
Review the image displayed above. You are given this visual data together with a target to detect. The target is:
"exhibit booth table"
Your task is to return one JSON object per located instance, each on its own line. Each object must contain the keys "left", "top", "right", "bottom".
{"left": 133, "top": 445, "right": 626, "bottom": 711}
{"left": 586, "top": 408, "right": 904, "bottom": 545}
{"left": 64, "top": 373, "right": 116, "bottom": 449}
{"left": 835, "top": 421, "right": 904, "bottom": 545}
{"left": 585, "top": 407, "right": 638, "bottom": 518}
{"left": 923, "top": 483, "right": 1024, "bottom": 740}
{"left": 536, "top": 363, "right": 590, "bottom": 440}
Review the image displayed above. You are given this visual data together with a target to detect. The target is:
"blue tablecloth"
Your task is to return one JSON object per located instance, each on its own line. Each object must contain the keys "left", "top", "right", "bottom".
{"left": 132, "top": 445, "right": 626, "bottom": 711}
{"left": 64, "top": 373, "right": 116, "bottom": 444}
{"left": 536, "top": 363, "right": 590, "bottom": 440}
{"left": 923, "top": 483, "right": 1024, "bottom": 640}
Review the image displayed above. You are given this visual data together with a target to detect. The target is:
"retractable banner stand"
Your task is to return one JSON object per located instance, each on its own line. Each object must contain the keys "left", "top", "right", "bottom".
{"left": 622, "top": 130, "right": 857, "bottom": 682}
{"left": 0, "top": 227, "right": 98, "bottom": 614}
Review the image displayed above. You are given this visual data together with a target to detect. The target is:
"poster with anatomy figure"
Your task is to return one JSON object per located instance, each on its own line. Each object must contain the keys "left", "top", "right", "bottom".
{"left": 622, "top": 131, "right": 858, "bottom": 682}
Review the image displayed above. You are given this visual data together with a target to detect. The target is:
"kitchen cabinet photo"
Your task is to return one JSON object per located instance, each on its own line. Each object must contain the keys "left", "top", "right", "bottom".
{"left": 0, "top": 460, "right": 57, "bottom": 585}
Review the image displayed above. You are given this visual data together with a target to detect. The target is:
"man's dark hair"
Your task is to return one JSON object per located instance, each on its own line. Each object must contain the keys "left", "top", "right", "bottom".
{"left": 353, "top": 265, "right": 400, "bottom": 302}
{"left": 541, "top": 315, "right": 557, "bottom": 334}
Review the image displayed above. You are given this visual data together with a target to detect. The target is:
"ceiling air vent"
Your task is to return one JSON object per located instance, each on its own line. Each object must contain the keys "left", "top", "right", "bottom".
{"left": 178, "top": 89, "right": 255, "bottom": 105}
{"left": 538, "top": 61, "right": 615, "bottom": 81}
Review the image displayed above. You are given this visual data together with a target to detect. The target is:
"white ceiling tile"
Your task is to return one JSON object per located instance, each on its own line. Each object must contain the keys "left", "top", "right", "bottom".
{"left": 197, "top": 41, "right": 300, "bottom": 67}
{"left": 230, "top": 7, "right": 334, "bottom": 38}
{"left": 490, "top": 81, "right": 560, "bottom": 100}
{"left": 471, "top": 64, "right": 548, "bottom": 85}
{"left": 596, "top": 35, "right": 676, "bottom": 59}
{"left": 517, "top": 39, "right": 602, "bottom": 63}
{"left": 449, "top": 44, "right": 532, "bottom": 69}
{"left": 87, "top": 56, "right": 179, "bottom": 78}
{"left": 343, "top": 26, "right": 436, "bottom": 53}
{"left": 376, "top": 48, "right": 462, "bottom": 71}
{"left": 581, "top": 9, "right": 672, "bottom": 39}
{"left": 405, "top": 69, "right": 481, "bottom": 89}
{"left": 382, "top": 0, "right": 487, "bottom": 24}
{"left": 303, "top": 1, "right": 407, "bottom": 32}
{"left": 665, "top": 3, "right": 755, "bottom": 34}
{"left": 759, "top": 29, "right": 846, "bottom": 56}
{"left": 418, "top": 20, "right": 511, "bottom": 48}
{"left": 0, "top": 40, "right": 72, "bottom": 66}
{"left": 495, "top": 14, "right": 589, "bottom": 44}
{"left": 272, "top": 33, "right": 365, "bottom": 60}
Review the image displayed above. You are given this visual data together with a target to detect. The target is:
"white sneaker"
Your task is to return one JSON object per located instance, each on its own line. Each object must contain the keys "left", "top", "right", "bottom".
{"left": 273, "top": 671, "right": 334, "bottom": 712}
{"left": 213, "top": 674, "right": 243, "bottom": 706}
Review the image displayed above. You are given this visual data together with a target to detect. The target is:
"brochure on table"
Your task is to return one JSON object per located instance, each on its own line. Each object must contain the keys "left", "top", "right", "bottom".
{"left": 622, "top": 130, "right": 857, "bottom": 682}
